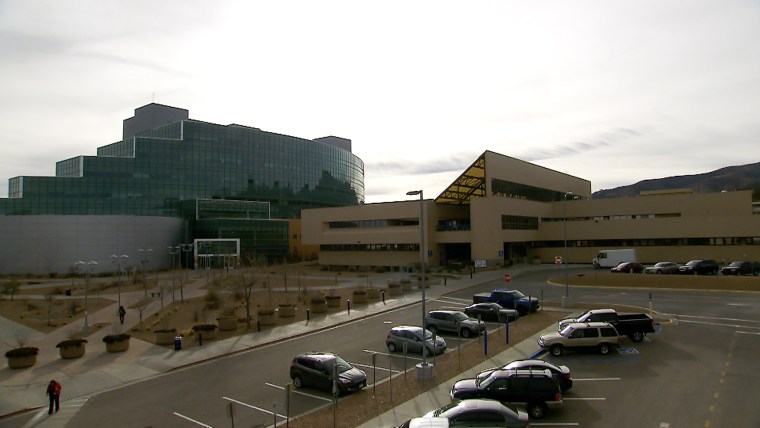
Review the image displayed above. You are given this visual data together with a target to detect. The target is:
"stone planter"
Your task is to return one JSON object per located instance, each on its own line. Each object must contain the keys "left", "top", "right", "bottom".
{"left": 56, "top": 339, "right": 87, "bottom": 359}
{"left": 154, "top": 329, "right": 178, "bottom": 345}
{"left": 310, "top": 297, "right": 327, "bottom": 313}
{"left": 192, "top": 325, "right": 218, "bottom": 340}
{"left": 352, "top": 290, "right": 368, "bottom": 304}
{"left": 401, "top": 280, "right": 413, "bottom": 292}
{"left": 258, "top": 310, "right": 277, "bottom": 325}
{"left": 387, "top": 283, "right": 402, "bottom": 296}
{"left": 217, "top": 317, "right": 238, "bottom": 332}
{"left": 103, "top": 335, "right": 131, "bottom": 353}
{"left": 5, "top": 347, "right": 38, "bottom": 369}
{"left": 366, "top": 288, "right": 381, "bottom": 300}
{"left": 278, "top": 304, "right": 296, "bottom": 318}
{"left": 325, "top": 295, "right": 341, "bottom": 308}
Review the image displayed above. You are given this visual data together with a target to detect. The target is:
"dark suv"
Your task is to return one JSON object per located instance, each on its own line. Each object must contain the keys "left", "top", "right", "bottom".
{"left": 721, "top": 261, "right": 759, "bottom": 276}
{"left": 450, "top": 368, "right": 563, "bottom": 419}
{"left": 679, "top": 259, "right": 719, "bottom": 275}
{"left": 424, "top": 310, "right": 484, "bottom": 338}
{"left": 289, "top": 352, "right": 367, "bottom": 396}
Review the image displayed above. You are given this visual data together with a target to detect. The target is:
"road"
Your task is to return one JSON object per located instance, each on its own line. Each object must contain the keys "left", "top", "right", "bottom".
{"left": 12, "top": 267, "right": 760, "bottom": 427}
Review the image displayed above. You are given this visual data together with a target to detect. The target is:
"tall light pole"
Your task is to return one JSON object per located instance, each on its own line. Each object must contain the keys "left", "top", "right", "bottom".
{"left": 111, "top": 254, "right": 129, "bottom": 307}
{"left": 138, "top": 248, "right": 153, "bottom": 297}
{"left": 76, "top": 260, "right": 98, "bottom": 334}
{"left": 562, "top": 192, "right": 573, "bottom": 308}
{"left": 407, "top": 189, "right": 430, "bottom": 376}
{"left": 169, "top": 246, "right": 180, "bottom": 302}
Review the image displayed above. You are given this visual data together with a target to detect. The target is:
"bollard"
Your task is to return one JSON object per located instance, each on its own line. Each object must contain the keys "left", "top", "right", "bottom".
{"left": 257, "top": 320, "right": 261, "bottom": 332}
{"left": 484, "top": 329, "right": 488, "bottom": 355}
{"left": 347, "top": 299, "right": 351, "bottom": 315}
{"left": 381, "top": 290, "right": 385, "bottom": 304}
{"left": 198, "top": 332, "right": 203, "bottom": 347}
{"left": 306, "top": 308, "right": 310, "bottom": 321}
{"left": 505, "top": 319, "right": 509, "bottom": 344}
{"left": 444, "top": 277, "right": 447, "bottom": 286}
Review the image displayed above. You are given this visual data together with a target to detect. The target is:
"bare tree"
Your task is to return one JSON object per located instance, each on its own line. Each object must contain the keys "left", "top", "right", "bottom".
{"left": 240, "top": 269, "right": 256, "bottom": 329}
{"left": 44, "top": 290, "right": 56, "bottom": 326}
{"left": 2, "top": 279, "right": 20, "bottom": 301}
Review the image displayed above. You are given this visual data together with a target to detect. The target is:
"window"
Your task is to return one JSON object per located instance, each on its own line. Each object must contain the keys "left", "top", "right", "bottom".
{"left": 601, "top": 327, "right": 618, "bottom": 337}
{"left": 582, "top": 328, "right": 600, "bottom": 338}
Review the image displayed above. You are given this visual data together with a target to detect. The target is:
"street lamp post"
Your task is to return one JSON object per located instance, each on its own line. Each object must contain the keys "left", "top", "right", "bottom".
{"left": 111, "top": 254, "right": 129, "bottom": 307}
{"left": 76, "top": 260, "right": 98, "bottom": 334}
{"left": 407, "top": 189, "right": 431, "bottom": 379}
{"left": 169, "top": 246, "right": 180, "bottom": 303}
{"left": 138, "top": 248, "right": 153, "bottom": 297}
{"left": 562, "top": 192, "right": 573, "bottom": 308}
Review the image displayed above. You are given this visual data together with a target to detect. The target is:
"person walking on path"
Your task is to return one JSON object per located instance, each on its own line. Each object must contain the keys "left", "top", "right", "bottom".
{"left": 46, "top": 379, "right": 61, "bottom": 414}
{"left": 118, "top": 305, "right": 126, "bottom": 324}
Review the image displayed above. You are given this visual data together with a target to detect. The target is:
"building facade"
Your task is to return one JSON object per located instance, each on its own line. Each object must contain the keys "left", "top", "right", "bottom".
{"left": 0, "top": 104, "right": 365, "bottom": 275}
{"left": 303, "top": 151, "right": 760, "bottom": 270}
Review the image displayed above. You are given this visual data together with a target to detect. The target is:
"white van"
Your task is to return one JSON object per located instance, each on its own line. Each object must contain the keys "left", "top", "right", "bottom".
{"left": 592, "top": 249, "right": 637, "bottom": 268}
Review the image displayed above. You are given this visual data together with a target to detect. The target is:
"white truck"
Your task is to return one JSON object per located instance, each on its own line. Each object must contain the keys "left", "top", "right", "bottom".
{"left": 592, "top": 249, "right": 637, "bottom": 268}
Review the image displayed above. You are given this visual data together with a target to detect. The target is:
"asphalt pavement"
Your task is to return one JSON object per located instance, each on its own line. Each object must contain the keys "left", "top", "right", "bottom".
{"left": 1, "top": 264, "right": 559, "bottom": 428}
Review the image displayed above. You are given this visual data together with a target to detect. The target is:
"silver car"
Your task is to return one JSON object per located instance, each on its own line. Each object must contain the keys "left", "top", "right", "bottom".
{"left": 424, "top": 310, "right": 484, "bottom": 338}
{"left": 422, "top": 398, "right": 529, "bottom": 428}
{"left": 386, "top": 325, "right": 447, "bottom": 356}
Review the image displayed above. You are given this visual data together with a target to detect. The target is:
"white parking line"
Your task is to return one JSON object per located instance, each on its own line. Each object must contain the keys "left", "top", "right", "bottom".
{"left": 562, "top": 397, "right": 606, "bottom": 401}
{"left": 572, "top": 377, "right": 621, "bottom": 382}
{"left": 173, "top": 412, "right": 213, "bottom": 427}
{"left": 265, "top": 383, "right": 332, "bottom": 402}
{"left": 223, "top": 396, "right": 287, "bottom": 419}
{"left": 352, "top": 362, "right": 399, "bottom": 373}
{"left": 530, "top": 423, "right": 580, "bottom": 426}
{"left": 678, "top": 319, "right": 760, "bottom": 330}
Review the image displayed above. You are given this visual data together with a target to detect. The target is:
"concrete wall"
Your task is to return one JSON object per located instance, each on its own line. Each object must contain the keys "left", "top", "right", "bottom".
{"left": 0, "top": 216, "right": 184, "bottom": 275}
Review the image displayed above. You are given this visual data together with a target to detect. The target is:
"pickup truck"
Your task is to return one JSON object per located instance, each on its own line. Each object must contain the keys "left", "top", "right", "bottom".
{"left": 557, "top": 308, "right": 655, "bottom": 342}
{"left": 472, "top": 289, "right": 539, "bottom": 316}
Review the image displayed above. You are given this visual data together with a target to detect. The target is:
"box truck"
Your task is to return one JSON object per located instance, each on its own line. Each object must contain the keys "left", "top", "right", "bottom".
{"left": 592, "top": 249, "right": 637, "bottom": 268}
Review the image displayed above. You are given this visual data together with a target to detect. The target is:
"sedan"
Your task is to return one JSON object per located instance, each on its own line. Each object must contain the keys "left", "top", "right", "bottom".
{"left": 721, "top": 261, "right": 758, "bottom": 276}
{"left": 420, "top": 399, "right": 529, "bottom": 428}
{"left": 610, "top": 262, "right": 644, "bottom": 273}
{"left": 463, "top": 302, "right": 519, "bottom": 323}
{"left": 679, "top": 259, "right": 719, "bottom": 275}
{"left": 644, "top": 261, "right": 680, "bottom": 274}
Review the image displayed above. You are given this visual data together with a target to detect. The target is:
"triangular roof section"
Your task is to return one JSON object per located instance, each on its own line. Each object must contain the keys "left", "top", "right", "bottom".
{"left": 435, "top": 151, "right": 487, "bottom": 205}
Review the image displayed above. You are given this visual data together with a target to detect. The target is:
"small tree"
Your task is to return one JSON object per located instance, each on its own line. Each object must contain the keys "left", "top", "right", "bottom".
{"left": 240, "top": 270, "right": 256, "bottom": 329}
{"left": 2, "top": 279, "right": 21, "bottom": 301}
{"left": 44, "top": 290, "right": 56, "bottom": 326}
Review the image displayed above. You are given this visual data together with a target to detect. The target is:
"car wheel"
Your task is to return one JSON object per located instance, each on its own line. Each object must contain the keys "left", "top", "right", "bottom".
{"left": 517, "top": 308, "right": 527, "bottom": 317}
{"left": 423, "top": 346, "right": 432, "bottom": 357}
{"left": 498, "top": 315, "right": 506, "bottom": 323}
{"left": 599, "top": 343, "right": 611, "bottom": 355}
{"left": 550, "top": 345, "right": 563, "bottom": 356}
{"left": 655, "top": 270, "right": 662, "bottom": 274}
{"left": 292, "top": 375, "right": 304, "bottom": 389}
{"left": 429, "top": 326, "right": 437, "bottom": 335}
{"left": 527, "top": 402, "right": 548, "bottom": 419}
{"left": 630, "top": 331, "right": 644, "bottom": 342}
{"left": 387, "top": 342, "right": 397, "bottom": 352}
{"left": 461, "top": 328, "right": 471, "bottom": 338}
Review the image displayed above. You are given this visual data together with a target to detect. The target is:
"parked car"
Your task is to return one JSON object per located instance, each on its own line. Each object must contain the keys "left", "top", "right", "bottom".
{"left": 538, "top": 322, "right": 621, "bottom": 356}
{"left": 679, "top": 259, "right": 719, "bottom": 275}
{"left": 289, "top": 352, "right": 367, "bottom": 396}
{"left": 557, "top": 308, "right": 655, "bottom": 343}
{"left": 386, "top": 325, "right": 447, "bottom": 356}
{"left": 424, "top": 310, "right": 484, "bottom": 338}
{"left": 472, "top": 289, "right": 539, "bottom": 315}
{"left": 413, "top": 399, "right": 530, "bottom": 428}
{"left": 610, "top": 262, "right": 644, "bottom": 273}
{"left": 495, "top": 359, "right": 572, "bottom": 391}
{"left": 644, "top": 261, "right": 680, "bottom": 274}
{"left": 450, "top": 369, "right": 563, "bottom": 419}
{"left": 721, "top": 260, "right": 758, "bottom": 276}
{"left": 463, "top": 302, "right": 519, "bottom": 323}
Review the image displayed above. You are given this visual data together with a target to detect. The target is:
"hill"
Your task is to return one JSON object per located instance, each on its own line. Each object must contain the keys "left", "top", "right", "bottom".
{"left": 592, "top": 162, "right": 760, "bottom": 200}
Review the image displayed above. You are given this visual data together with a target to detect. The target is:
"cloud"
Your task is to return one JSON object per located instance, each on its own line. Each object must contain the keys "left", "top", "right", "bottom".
{"left": 520, "top": 128, "right": 642, "bottom": 162}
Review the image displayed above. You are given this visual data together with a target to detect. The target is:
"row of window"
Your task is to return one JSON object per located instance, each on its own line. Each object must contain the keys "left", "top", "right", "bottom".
{"left": 320, "top": 243, "right": 419, "bottom": 251}
{"left": 329, "top": 219, "right": 419, "bottom": 229}
{"left": 531, "top": 237, "right": 760, "bottom": 248}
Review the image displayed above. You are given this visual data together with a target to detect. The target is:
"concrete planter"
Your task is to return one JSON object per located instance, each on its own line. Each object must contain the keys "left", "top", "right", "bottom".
{"left": 387, "top": 283, "right": 402, "bottom": 296}
{"left": 103, "top": 335, "right": 131, "bottom": 353}
{"left": 57, "top": 339, "right": 87, "bottom": 359}
{"left": 352, "top": 290, "right": 368, "bottom": 304}
{"left": 154, "top": 329, "right": 178, "bottom": 345}
{"left": 325, "top": 295, "right": 341, "bottom": 308}
{"left": 278, "top": 304, "right": 296, "bottom": 318}
{"left": 310, "top": 298, "right": 327, "bottom": 313}
{"left": 192, "top": 325, "right": 218, "bottom": 340}
{"left": 258, "top": 310, "right": 277, "bottom": 325}
{"left": 401, "top": 281, "right": 413, "bottom": 292}
{"left": 366, "top": 288, "right": 381, "bottom": 300}
{"left": 5, "top": 347, "right": 38, "bottom": 369}
{"left": 217, "top": 317, "right": 238, "bottom": 331}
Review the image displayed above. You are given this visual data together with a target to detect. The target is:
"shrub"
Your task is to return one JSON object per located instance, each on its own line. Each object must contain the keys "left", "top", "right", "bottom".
{"left": 102, "top": 334, "right": 130, "bottom": 344}
{"left": 4, "top": 347, "right": 39, "bottom": 358}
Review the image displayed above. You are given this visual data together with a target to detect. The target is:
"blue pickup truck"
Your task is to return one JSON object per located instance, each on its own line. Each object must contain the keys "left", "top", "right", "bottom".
{"left": 472, "top": 289, "right": 540, "bottom": 316}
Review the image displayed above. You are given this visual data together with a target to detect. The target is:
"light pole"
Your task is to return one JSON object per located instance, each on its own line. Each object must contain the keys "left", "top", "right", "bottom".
{"left": 407, "top": 189, "right": 430, "bottom": 378}
{"left": 169, "top": 246, "right": 180, "bottom": 302}
{"left": 76, "top": 260, "right": 98, "bottom": 334}
{"left": 138, "top": 248, "right": 153, "bottom": 297}
{"left": 562, "top": 192, "right": 573, "bottom": 308}
{"left": 111, "top": 254, "right": 129, "bottom": 307}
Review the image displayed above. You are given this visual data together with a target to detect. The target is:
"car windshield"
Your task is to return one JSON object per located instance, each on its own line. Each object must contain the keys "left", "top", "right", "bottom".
{"left": 728, "top": 261, "right": 744, "bottom": 267}
{"left": 432, "top": 402, "right": 458, "bottom": 417}
{"left": 686, "top": 260, "right": 701, "bottom": 266}
{"left": 421, "top": 329, "right": 434, "bottom": 340}
{"left": 325, "top": 356, "right": 353, "bottom": 373}
{"left": 452, "top": 312, "right": 469, "bottom": 322}
{"left": 475, "top": 370, "right": 495, "bottom": 388}
{"left": 560, "top": 325, "right": 575, "bottom": 337}
{"left": 511, "top": 291, "right": 525, "bottom": 299}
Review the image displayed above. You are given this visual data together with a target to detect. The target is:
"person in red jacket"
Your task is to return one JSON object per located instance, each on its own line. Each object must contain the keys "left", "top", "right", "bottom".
{"left": 46, "top": 379, "right": 61, "bottom": 414}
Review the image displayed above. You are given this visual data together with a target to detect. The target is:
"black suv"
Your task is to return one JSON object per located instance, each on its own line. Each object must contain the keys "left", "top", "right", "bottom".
{"left": 289, "top": 352, "right": 367, "bottom": 396}
{"left": 424, "top": 310, "right": 484, "bottom": 338}
{"left": 679, "top": 259, "right": 719, "bottom": 275}
{"left": 721, "top": 261, "right": 759, "bottom": 276}
{"left": 450, "top": 368, "right": 563, "bottom": 419}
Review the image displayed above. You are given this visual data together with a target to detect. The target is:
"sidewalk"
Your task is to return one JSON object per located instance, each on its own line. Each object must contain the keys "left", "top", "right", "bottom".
{"left": 0, "top": 265, "right": 552, "bottom": 427}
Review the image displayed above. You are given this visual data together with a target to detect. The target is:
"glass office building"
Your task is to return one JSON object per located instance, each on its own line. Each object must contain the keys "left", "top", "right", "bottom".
{"left": 0, "top": 104, "right": 365, "bottom": 274}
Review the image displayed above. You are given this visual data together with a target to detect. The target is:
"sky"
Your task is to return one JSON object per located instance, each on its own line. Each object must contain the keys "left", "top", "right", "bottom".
{"left": 1, "top": 0, "right": 759, "bottom": 203}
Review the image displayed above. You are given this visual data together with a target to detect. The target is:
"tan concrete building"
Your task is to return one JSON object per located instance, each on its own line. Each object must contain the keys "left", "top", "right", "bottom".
{"left": 302, "top": 151, "right": 760, "bottom": 270}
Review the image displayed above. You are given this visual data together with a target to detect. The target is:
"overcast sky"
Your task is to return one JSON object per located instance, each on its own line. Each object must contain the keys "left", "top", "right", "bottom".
{"left": 1, "top": 0, "right": 759, "bottom": 202}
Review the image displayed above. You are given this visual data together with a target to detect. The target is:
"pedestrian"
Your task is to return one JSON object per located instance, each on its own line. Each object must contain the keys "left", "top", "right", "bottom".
{"left": 118, "top": 305, "right": 126, "bottom": 324}
{"left": 46, "top": 379, "right": 61, "bottom": 414}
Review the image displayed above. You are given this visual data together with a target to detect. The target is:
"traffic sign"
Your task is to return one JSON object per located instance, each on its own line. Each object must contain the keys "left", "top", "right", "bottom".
{"left": 554, "top": 256, "right": 563, "bottom": 264}
{"left": 503, "top": 273, "right": 512, "bottom": 282}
